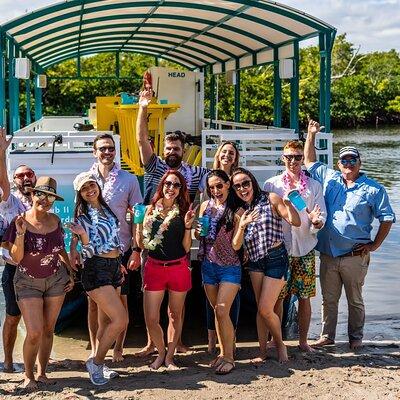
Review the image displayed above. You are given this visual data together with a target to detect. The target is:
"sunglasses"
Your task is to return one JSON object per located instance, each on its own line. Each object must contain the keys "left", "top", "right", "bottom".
{"left": 340, "top": 158, "right": 358, "bottom": 166}
{"left": 14, "top": 171, "right": 35, "bottom": 179}
{"left": 97, "top": 146, "right": 115, "bottom": 153}
{"left": 209, "top": 183, "right": 224, "bottom": 191}
{"left": 34, "top": 190, "right": 56, "bottom": 203}
{"left": 164, "top": 181, "right": 182, "bottom": 189}
{"left": 283, "top": 154, "right": 303, "bottom": 161}
{"left": 232, "top": 180, "right": 251, "bottom": 191}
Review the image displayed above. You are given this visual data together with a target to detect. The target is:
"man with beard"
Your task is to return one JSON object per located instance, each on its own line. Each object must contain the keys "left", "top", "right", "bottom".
{"left": 0, "top": 127, "right": 36, "bottom": 372}
{"left": 69, "top": 133, "right": 142, "bottom": 368}
{"left": 135, "top": 84, "right": 209, "bottom": 357}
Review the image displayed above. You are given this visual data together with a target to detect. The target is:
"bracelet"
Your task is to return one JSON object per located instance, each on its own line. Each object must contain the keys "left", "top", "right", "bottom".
{"left": 131, "top": 247, "right": 141, "bottom": 253}
{"left": 16, "top": 232, "right": 25, "bottom": 237}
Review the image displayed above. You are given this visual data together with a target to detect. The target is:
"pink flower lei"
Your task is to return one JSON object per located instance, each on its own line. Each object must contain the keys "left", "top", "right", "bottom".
{"left": 281, "top": 170, "right": 308, "bottom": 195}
{"left": 90, "top": 162, "right": 120, "bottom": 203}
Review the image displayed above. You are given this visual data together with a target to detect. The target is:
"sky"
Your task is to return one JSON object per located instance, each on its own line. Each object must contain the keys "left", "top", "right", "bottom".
{"left": 0, "top": 0, "right": 399, "bottom": 53}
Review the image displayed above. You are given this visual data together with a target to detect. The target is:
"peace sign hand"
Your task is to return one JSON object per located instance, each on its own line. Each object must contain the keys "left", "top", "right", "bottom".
{"left": 184, "top": 203, "right": 199, "bottom": 229}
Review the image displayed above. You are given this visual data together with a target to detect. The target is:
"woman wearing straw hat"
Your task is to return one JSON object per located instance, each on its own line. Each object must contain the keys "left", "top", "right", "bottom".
{"left": 2, "top": 176, "right": 74, "bottom": 390}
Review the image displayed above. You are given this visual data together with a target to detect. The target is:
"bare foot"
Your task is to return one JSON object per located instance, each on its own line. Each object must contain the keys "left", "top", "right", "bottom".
{"left": 250, "top": 354, "right": 267, "bottom": 365}
{"left": 135, "top": 345, "right": 157, "bottom": 357}
{"left": 277, "top": 345, "right": 289, "bottom": 363}
{"left": 149, "top": 354, "right": 165, "bottom": 370}
{"left": 112, "top": 349, "right": 124, "bottom": 362}
{"left": 298, "top": 343, "right": 316, "bottom": 353}
{"left": 165, "top": 358, "right": 180, "bottom": 370}
{"left": 349, "top": 340, "right": 363, "bottom": 350}
{"left": 207, "top": 331, "right": 217, "bottom": 354}
{"left": 176, "top": 344, "right": 192, "bottom": 354}
{"left": 311, "top": 338, "right": 335, "bottom": 347}
{"left": 23, "top": 378, "right": 38, "bottom": 390}
{"left": 266, "top": 340, "right": 276, "bottom": 349}
{"left": 37, "top": 375, "right": 57, "bottom": 385}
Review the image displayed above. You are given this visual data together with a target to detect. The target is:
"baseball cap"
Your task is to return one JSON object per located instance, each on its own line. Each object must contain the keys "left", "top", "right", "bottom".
{"left": 73, "top": 172, "right": 97, "bottom": 191}
{"left": 339, "top": 146, "right": 360, "bottom": 159}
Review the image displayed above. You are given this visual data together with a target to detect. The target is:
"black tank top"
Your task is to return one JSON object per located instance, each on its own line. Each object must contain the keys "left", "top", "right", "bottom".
{"left": 148, "top": 215, "right": 186, "bottom": 261}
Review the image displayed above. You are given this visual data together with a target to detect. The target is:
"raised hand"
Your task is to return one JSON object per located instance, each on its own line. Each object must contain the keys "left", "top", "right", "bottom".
{"left": 138, "top": 89, "right": 153, "bottom": 108}
{"left": 65, "top": 222, "right": 86, "bottom": 236}
{"left": 308, "top": 120, "right": 321, "bottom": 136}
{"left": 15, "top": 215, "right": 27, "bottom": 235}
{"left": 307, "top": 204, "right": 322, "bottom": 224}
{"left": 0, "top": 126, "right": 12, "bottom": 153}
{"left": 184, "top": 203, "right": 199, "bottom": 229}
{"left": 239, "top": 209, "right": 259, "bottom": 229}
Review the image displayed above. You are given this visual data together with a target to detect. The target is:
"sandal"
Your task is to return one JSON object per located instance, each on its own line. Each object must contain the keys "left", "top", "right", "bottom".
{"left": 215, "top": 359, "right": 235, "bottom": 375}
{"left": 209, "top": 356, "right": 223, "bottom": 368}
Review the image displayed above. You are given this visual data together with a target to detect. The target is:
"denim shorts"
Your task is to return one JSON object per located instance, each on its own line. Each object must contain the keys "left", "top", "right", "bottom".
{"left": 82, "top": 255, "right": 123, "bottom": 292}
{"left": 247, "top": 243, "right": 289, "bottom": 280}
{"left": 201, "top": 259, "right": 241, "bottom": 286}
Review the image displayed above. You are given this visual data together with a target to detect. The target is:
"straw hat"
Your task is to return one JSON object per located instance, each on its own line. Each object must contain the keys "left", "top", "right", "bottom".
{"left": 26, "top": 176, "right": 64, "bottom": 201}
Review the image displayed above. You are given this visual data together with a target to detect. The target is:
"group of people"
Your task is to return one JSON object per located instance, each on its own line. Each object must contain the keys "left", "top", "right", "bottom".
{"left": 0, "top": 86, "right": 395, "bottom": 388}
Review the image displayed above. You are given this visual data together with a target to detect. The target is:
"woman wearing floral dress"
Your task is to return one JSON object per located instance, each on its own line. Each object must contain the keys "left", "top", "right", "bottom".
{"left": 137, "top": 170, "right": 197, "bottom": 370}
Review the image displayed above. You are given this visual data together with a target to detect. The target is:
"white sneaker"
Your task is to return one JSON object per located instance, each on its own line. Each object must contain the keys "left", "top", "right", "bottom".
{"left": 86, "top": 358, "right": 109, "bottom": 385}
{"left": 103, "top": 365, "right": 119, "bottom": 379}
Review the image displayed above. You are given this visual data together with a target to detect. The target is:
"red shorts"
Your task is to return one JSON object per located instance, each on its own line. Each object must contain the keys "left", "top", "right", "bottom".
{"left": 143, "top": 255, "right": 192, "bottom": 292}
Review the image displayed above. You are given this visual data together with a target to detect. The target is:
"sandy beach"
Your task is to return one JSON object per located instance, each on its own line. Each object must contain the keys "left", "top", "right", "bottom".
{"left": 1, "top": 340, "right": 400, "bottom": 400}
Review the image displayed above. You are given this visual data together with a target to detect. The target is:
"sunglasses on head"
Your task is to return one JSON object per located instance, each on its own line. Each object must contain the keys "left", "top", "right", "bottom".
{"left": 164, "top": 181, "right": 182, "bottom": 189}
{"left": 97, "top": 146, "right": 115, "bottom": 153}
{"left": 14, "top": 171, "right": 35, "bottom": 179}
{"left": 209, "top": 183, "right": 224, "bottom": 191}
{"left": 34, "top": 190, "right": 56, "bottom": 203}
{"left": 232, "top": 180, "right": 251, "bottom": 191}
{"left": 283, "top": 154, "right": 303, "bottom": 161}
{"left": 340, "top": 158, "right": 358, "bottom": 166}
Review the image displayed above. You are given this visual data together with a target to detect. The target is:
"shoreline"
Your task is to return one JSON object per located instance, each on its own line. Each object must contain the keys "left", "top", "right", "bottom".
{"left": 1, "top": 340, "right": 400, "bottom": 399}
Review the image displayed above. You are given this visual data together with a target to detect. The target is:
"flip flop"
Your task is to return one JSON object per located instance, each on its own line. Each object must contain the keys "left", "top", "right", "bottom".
{"left": 215, "top": 359, "right": 235, "bottom": 375}
{"left": 209, "top": 356, "right": 223, "bottom": 368}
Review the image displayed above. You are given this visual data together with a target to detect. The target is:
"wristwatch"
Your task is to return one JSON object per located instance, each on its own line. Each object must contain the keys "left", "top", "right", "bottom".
{"left": 131, "top": 247, "right": 141, "bottom": 253}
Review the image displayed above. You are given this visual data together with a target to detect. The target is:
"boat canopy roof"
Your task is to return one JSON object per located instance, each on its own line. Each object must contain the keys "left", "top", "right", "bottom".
{"left": 1, "top": 0, "right": 336, "bottom": 72}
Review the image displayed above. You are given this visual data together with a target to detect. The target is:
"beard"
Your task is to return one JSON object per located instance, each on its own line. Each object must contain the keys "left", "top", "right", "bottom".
{"left": 165, "top": 154, "right": 182, "bottom": 168}
{"left": 18, "top": 182, "right": 34, "bottom": 195}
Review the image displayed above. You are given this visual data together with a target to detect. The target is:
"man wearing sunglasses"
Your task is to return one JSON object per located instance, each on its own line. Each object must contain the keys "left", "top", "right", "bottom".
{"left": 0, "top": 127, "right": 36, "bottom": 373}
{"left": 304, "top": 120, "right": 395, "bottom": 350}
{"left": 70, "top": 133, "right": 143, "bottom": 364}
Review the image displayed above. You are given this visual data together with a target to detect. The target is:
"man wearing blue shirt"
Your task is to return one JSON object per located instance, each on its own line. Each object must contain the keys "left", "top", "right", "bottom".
{"left": 304, "top": 120, "right": 395, "bottom": 350}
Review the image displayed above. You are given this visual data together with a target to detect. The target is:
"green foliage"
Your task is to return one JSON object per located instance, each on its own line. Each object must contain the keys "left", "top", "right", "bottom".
{"left": 18, "top": 35, "right": 400, "bottom": 128}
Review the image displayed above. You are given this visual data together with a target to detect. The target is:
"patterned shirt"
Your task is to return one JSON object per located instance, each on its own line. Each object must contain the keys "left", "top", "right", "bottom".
{"left": 2, "top": 217, "right": 65, "bottom": 278}
{"left": 243, "top": 193, "right": 284, "bottom": 262}
{"left": 144, "top": 153, "right": 209, "bottom": 204}
{"left": 0, "top": 192, "right": 30, "bottom": 236}
{"left": 77, "top": 207, "right": 123, "bottom": 260}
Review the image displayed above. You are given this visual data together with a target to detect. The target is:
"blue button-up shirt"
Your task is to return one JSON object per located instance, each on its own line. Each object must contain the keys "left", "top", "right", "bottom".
{"left": 308, "top": 162, "right": 395, "bottom": 257}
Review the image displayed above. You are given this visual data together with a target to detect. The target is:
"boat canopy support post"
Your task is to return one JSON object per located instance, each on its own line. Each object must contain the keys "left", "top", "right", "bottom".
{"left": 25, "top": 77, "right": 31, "bottom": 125}
{"left": 273, "top": 47, "right": 282, "bottom": 127}
{"left": 234, "top": 60, "right": 241, "bottom": 123}
{"left": 289, "top": 41, "right": 300, "bottom": 133}
{"left": 0, "top": 30, "right": 5, "bottom": 128}
{"left": 34, "top": 64, "right": 43, "bottom": 121}
{"left": 8, "top": 37, "right": 20, "bottom": 134}
{"left": 209, "top": 67, "right": 216, "bottom": 129}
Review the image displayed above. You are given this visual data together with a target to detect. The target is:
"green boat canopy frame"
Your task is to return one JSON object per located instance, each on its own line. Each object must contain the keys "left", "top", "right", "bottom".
{"left": 0, "top": 0, "right": 336, "bottom": 134}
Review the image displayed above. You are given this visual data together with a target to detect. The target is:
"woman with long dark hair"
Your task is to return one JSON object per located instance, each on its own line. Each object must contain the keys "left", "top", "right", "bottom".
{"left": 137, "top": 170, "right": 197, "bottom": 370}
{"left": 197, "top": 169, "right": 257, "bottom": 374}
{"left": 231, "top": 168, "right": 301, "bottom": 363}
{"left": 68, "top": 172, "right": 127, "bottom": 386}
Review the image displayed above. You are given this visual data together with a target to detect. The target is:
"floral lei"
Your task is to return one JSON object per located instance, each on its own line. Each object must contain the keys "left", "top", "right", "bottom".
{"left": 282, "top": 170, "right": 308, "bottom": 196}
{"left": 205, "top": 199, "right": 226, "bottom": 241}
{"left": 142, "top": 203, "right": 180, "bottom": 251}
{"left": 90, "top": 162, "right": 120, "bottom": 203}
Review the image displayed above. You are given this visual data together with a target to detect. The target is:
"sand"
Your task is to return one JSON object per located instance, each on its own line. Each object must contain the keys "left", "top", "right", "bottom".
{"left": 1, "top": 341, "right": 400, "bottom": 400}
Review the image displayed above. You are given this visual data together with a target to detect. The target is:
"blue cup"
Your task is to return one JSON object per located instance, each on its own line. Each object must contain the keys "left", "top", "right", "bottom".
{"left": 287, "top": 190, "right": 307, "bottom": 211}
{"left": 198, "top": 215, "right": 211, "bottom": 237}
{"left": 159, "top": 99, "right": 168, "bottom": 104}
{"left": 133, "top": 204, "right": 147, "bottom": 224}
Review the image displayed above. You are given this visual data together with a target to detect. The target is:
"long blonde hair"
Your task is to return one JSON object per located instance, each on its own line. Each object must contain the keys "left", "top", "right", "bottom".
{"left": 213, "top": 141, "right": 239, "bottom": 175}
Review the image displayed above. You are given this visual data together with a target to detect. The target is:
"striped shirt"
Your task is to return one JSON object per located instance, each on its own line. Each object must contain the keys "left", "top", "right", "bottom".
{"left": 144, "top": 154, "right": 209, "bottom": 204}
{"left": 243, "top": 193, "right": 284, "bottom": 262}
{"left": 77, "top": 207, "right": 123, "bottom": 260}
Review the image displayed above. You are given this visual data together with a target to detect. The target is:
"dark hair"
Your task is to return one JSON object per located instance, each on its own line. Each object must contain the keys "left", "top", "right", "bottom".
{"left": 93, "top": 133, "right": 115, "bottom": 149}
{"left": 231, "top": 167, "right": 263, "bottom": 208}
{"left": 73, "top": 181, "right": 117, "bottom": 223}
{"left": 165, "top": 130, "right": 186, "bottom": 147}
{"left": 151, "top": 170, "right": 190, "bottom": 217}
{"left": 206, "top": 169, "right": 237, "bottom": 232}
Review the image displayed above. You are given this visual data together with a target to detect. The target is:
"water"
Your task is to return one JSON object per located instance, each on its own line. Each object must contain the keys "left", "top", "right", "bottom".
{"left": 309, "top": 126, "right": 400, "bottom": 341}
{"left": 0, "top": 126, "right": 399, "bottom": 361}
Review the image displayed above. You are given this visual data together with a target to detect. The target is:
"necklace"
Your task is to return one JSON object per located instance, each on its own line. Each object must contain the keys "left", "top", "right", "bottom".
{"left": 90, "top": 162, "right": 120, "bottom": 203}
{"left": 142, "top": 202, "right": 180, "bottom": 251}
{"left": 282, "top": 170, "right": 308, "bottom": 195}
{"left": 206, "top": 199, "right": 226, "bottom": 241}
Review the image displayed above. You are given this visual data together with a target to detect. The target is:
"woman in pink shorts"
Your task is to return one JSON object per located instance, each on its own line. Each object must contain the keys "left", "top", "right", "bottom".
{"left": 137, "top": 170, "right": 196, "bottom": 370}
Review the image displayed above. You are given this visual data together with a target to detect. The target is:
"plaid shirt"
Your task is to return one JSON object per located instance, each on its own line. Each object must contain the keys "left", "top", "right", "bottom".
{"left": 244, "top": 193, "right": 284, "bottom": 262}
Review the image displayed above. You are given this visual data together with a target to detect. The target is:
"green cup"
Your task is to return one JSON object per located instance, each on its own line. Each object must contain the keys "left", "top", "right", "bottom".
{"left": 133, "top": 204, "right": 146, "bottom": 224}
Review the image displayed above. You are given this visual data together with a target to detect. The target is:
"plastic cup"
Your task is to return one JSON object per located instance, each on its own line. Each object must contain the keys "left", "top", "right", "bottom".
{"left": 133, "top": 204, "right": 147, "bottom": 224}
{"left": 198, "top": 215, "right": 211, "bottom": 237}
{"left": 159, "top": 99, "right": 168, "bottom": 104}
{"left": 287, "top": 190, "right": 307, "bottom": 211}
